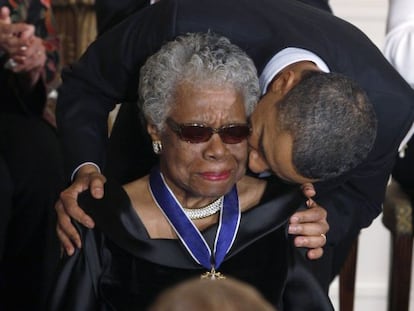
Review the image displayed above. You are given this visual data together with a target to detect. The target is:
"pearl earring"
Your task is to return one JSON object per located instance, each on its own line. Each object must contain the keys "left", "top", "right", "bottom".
{"left": 152, "top": 140, "right": 162, "bottom": 154}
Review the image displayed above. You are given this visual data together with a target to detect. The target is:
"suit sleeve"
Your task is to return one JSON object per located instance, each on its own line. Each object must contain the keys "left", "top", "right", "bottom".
{"left": 95, "top": 0, "right": 151, "bottom": 36}
{"left": 56, "top": 0, "right": 177, "bottom": 180}
{"left": 315, "top": 163, "right": 393, "bottom": 246}
{"left": 284, "top": 239, "right": 335, "bottom": 311}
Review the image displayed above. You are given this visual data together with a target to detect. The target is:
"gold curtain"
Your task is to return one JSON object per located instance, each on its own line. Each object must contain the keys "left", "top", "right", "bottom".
{"left": 52, "top": 0, "right": 97, "bottom": 68}
{"left": 51, "top": 0, "right": 119, "bottom": 133}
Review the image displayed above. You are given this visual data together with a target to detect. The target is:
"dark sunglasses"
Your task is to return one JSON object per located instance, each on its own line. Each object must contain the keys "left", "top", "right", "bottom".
{"left": 166, "top": 118, "right": 251, "bottom": 144}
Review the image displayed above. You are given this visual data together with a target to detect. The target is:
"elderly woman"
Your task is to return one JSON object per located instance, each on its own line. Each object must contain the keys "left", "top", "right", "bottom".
{"left": 48, "top": 33, "right": 332, "bottom": 311}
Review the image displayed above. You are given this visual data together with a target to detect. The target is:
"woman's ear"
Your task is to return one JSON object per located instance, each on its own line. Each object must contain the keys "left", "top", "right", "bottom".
{"left": 147, "top": 122, "right": 161, "bottom": 141}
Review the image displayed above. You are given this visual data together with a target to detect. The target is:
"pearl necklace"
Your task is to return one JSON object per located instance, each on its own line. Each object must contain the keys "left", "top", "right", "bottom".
{"left": 182, "top": 197, "right": 224, "bottom": 220}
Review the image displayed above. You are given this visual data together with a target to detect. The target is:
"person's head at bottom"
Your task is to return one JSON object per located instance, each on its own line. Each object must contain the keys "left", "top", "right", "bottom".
{"left": 148, "top": 277, "right": 277, "bottom": 311}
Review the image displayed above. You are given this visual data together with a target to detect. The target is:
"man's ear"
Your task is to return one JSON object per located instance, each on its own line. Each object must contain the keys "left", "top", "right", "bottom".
{"left": 269, "top": 70, "right": 297, "bottom": 96}
{"left": 147, "top": 122, "right": 161, "bottom": 141}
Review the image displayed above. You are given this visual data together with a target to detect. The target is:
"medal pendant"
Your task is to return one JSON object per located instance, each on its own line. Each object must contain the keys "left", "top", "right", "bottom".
{"left": 200, "top": 267, "right": 226, "bottom": 280}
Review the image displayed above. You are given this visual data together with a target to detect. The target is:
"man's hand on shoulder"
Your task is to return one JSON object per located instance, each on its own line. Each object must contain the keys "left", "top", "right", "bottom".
{"left": 55, "top": 164, "right": 106, "bottom": 256}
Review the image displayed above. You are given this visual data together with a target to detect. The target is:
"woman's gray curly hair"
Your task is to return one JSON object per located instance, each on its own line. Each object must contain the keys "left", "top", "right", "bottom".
{"left": 138, "top": 32, "right": 260, "bottom": 130}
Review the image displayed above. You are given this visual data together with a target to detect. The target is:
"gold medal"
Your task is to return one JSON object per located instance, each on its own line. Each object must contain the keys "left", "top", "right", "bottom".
{"left": 200, "top": 267, "right": 226, "bottom": 280}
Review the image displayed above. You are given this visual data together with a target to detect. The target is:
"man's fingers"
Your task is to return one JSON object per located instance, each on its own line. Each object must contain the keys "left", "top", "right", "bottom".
{"left": 307, "top": 247, "right": 324, "bottom": 260}
{"left": 301, "top": 182, "right": 316, "bottom": 198}
{"left": 54, "top": 170, "right": 104, "bottom": 257}
{"left": 55, "top": 200, "right": 83, "bottom": 246}
{"left": 56, "top": 224, "right": 76, "bottom": 256}
{"left": 291, "top": 193, "right": 328, "bottom": 258}
{"left": 289, "top": 221, "right": 329, "bottom": 236}
{"left": 293, "top": 234, "right": 327, "bottom": 249}
{"left": 58, "top": 175, "right": 98, "bottom": 227}
{"left": 290, "top": 204, "right": 327, "bottom": 224}
{"left": 89, "top": 173, "right": 106, "bottom": 199}
{"left": 58, "top": 190, "right": 94, "bottom": 227}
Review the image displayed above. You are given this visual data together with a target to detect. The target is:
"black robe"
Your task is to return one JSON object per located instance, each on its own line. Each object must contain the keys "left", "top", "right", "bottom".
{"left": 47, "top": 179, "right": 333, "bottom": 311}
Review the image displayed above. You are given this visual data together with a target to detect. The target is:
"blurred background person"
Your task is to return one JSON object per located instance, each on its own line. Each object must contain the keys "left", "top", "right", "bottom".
{"left": 0, "top": 1, "right": 63, "bottom": 310}
{"left": 383, "top": 0, "right": 414, "bottom": 188}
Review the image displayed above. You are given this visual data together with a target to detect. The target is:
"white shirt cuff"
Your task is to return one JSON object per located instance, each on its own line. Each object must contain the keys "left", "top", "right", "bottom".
{"left": 71, "top": 162, "right": 101, "bottom": 182}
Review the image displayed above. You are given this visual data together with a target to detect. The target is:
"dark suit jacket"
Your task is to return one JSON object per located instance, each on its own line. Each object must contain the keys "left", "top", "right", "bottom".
{"left": 95, "top": 0, "right": 332, "bottom": 36}
{"left": 0, "top": 0, "right": 60, "bottom": 116}
{"left": 295, "top": 0, "right": 332, "bottom": 12}
{"left": 56, "top": 0, "right": 414, "bottom": 261}
{"left": 95, "top": 0, "right": 151, "bottom": 35}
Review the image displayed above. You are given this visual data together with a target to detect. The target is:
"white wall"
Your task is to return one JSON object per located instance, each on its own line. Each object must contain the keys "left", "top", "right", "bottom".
{"left": 326, "top": 1, "right": 414, "bottom": 310}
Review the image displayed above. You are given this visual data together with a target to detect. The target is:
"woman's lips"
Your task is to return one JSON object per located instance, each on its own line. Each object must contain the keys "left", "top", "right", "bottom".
{"left": 200, "top": 170, "right": 231, "bottom": 181}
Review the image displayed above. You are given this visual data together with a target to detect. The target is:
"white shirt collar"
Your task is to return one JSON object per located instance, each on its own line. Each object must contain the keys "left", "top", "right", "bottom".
{"left": 259, "top": 47, "right": 330, "bottom": 94}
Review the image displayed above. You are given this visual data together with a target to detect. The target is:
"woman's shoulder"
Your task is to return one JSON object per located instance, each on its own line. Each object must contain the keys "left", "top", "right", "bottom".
{"left": 236, "top": 175, "right": 297, "bottom": 211}
{"left": 236, "top": 174, "right": 302, "bottom": 231}
{"left": 123, "top": 175, "right": 151, "bottom": 205}
{"left": 237, "top": 175, "right": 267, "bottom": 212}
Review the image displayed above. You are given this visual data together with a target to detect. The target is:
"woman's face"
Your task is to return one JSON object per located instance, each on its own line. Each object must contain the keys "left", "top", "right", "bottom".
{"left": 153, "top": 82, "right": 249, "bottom": 200}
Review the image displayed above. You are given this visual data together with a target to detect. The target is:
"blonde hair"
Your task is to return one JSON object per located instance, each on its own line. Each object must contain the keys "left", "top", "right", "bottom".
{"left": 148, "top": 277, "right": 277, "bottom": 311}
